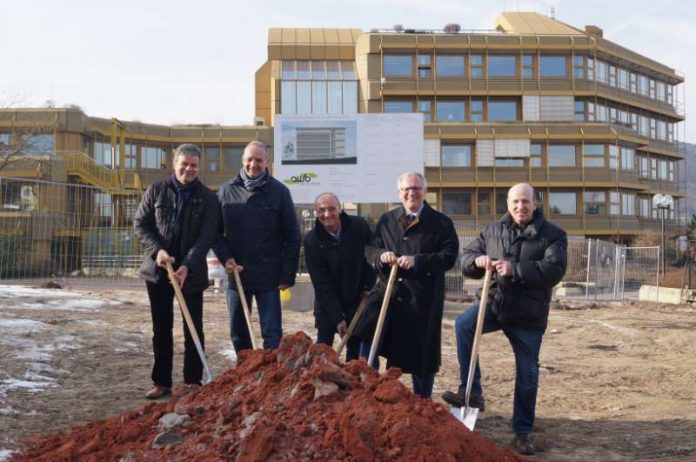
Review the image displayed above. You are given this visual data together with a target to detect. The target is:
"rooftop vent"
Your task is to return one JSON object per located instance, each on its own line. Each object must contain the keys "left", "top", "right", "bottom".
{"left": 443, "top": 23, "right": 461, "bottom": 33}
{"left": 393, "top": 24, "right": 404, "bottom": 32}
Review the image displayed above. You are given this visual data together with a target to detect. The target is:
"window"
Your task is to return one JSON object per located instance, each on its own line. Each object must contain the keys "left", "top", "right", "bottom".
{"left": 281, "top": 81, "right": 297, "bottom": 114}
{"left": 297, "top": 81, "right": 312, "bottom": 114}
{"left": 608, "top": 145, "right": 618, "bottom": 169}
{"left": 583, "top": 144, "right": 605, "bottom": 167}
{"left": 384, "top": 101, "right": 413, "bottom": 113}
{"left": 436, "top": 55, "right": 465, "bottom": 77}
{"left": 639, "top": 155, "right": 649, "bottom": 178}
{"left": 620, "top": 147, "right": 635, "bottom": 171}
{"left": 658, "top": 159, "right": 668, "bottom": 180}
{"left": 630, "top": 72, "right": 637, "bottom": 93}
{"left": 488, "top": 56, "right": 516, "bottom": 77}
{"left": 488, "top": 101, "right": 517, "bottom": 121}
{"left": 384, "top": 55, "right": 412, "bottom": 77}
{"left": 312, "top": 81, "right": 327, "bottom": 113}
{"left": 342, "top": 81, "right": 358, "bottom": 114}
{"left": 436, "top": 101, "right": 465, "bottom": 121}
{"left": 442, "top": 192, "right": 472, "bottom": 215}
{"left": 609, "top": 191, "right": 620, "bottom": 215}
{"left": 522, "top": 55, "right": 534, "bottom": 79}
{"left": 281, "top": 61, "right": 358, "bottom": 115}
{"left": 619, "top": 69, "right": 628, "bottom": 90}
{"left": 124, "top": 144, "right": 136, "bottom": 170}
{"left": 574, "top": 101, "right": 585, "bottom": 121}
{"left": 470, "top": 101, "right": 483, "bottom": 122}
{"left": 470, "top": 55, "right": 482, "bottom": 78}
{"left": 22, "top": 134, "right": 55, "bottom": 155}
{"left": 596, "top": 61, "right": 608, "bottom": 83}
{"left": 224, "top": 148, "right": 243, "bottom": 170}
{"left": 441, "top": 145, "right": 471, "bottom": 167}
{"left": 141, "top": 146, "right": 166, "bottom": 169}
{"left": 496, "top": 191, "right": 508, "bottom": 215}
{"left": 94, "top": 142, "right": 115, "bottom": 167}
{"left": 584, "top": 191, "right": 606, "bottom": 214}
{"left": 418, "top": 100, "right": 432, "bottom": 122}
{"left": 478, "top": 190, "right": 491, "bottom": 216}
{"left": 530, "top": 143, "right": 542, "bottom": 167}
{"left": 609, "top": 65, "right": 617, "bottom": 87}
{"left": 573, "top": 56, "right": 584, "bottom": 79}
{"left": 205, "top": 147, "right": 219, "bottom": 173}
{"left": 417, "top": 54, "right": 431, "bottom": 78}
{"left": 1, "top": 181, "right": 20, "bottom": 210}
{"left": 540, "top": 56, "right": 566, "bottom": 78}
{"left": 587, "top": 58, "right": 594, "bottom": 80}
{"left": 496, "top": 158, "right": 524, "bottom": 167}
{"left": 549, "top": 192, "right": 576, "bottom": 215}
{"left": 621, "top": 193, "right": 635, "bottom": 216}
{"left": 639, "top": 196, "right": 651, "bottom": 218}
{"left": 548, "top": 145, "right": 576, "bottom": 167}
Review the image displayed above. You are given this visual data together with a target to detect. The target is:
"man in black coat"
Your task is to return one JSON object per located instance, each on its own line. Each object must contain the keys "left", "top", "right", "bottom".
{"left": 442, "top": 183, "right": 567, "bottom": 456}
{"left": 214, "top": 141, "right": 301, "bottom": 351}
{"left": 304, "top": 192, "right": 375, "bottom": 361}
{"left": 134, "top": 144, "right": 219, "bottom": 399}
{"left": 362, "top": 172, "right": 458, "bottom": 398}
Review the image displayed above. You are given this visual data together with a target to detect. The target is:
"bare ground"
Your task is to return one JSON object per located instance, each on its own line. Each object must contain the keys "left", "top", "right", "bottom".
{"left": 1, "top": 286, "right": 696, "bottom": 461}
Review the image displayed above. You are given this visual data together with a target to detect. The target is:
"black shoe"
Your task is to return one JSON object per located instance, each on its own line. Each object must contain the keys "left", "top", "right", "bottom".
{"left": 144, "top": 385, "right": 171, "bottom": 400}
{"left": 511, "top": 434, "right": 535, "bottom": 456}
{"left": 441, "top": 390, "right": 485, "bottom": 411}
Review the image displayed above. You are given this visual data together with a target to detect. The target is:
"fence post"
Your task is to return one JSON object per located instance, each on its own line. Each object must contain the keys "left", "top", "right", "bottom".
{"left": 656, "top": 248, "right": 660, "bottom": 303}
{"left": 585, "top": 239, "right": 592, "bottom": 300}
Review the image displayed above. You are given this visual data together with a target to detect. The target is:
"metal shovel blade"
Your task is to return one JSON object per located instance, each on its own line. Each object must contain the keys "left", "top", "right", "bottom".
{"left": 450, "top": 405, "right": 479, "bottom": 431}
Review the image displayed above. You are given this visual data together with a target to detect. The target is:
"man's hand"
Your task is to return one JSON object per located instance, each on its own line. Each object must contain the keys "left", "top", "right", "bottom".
{"left": 396, "top": 255, "right": 415, "bottom": 270}
{"left": 474, "top": 255, "right": 494, "bottom": 269}
{"left": 225, "top": 258, "right": 244, "bottom": 274}
{"left": 156, "top": 249, "right": 175, "bottom": 268}
{"left": 337, "top": 320, "right": 348, "bottom": 338}
{"left": 173, "top": 265, "right": 188, "bottom": 287}
{"left": 494, "top": 260, "right": 514, "bottom": 277}
{"left": 380, "top": 251, "right": 397, "bottom": 265}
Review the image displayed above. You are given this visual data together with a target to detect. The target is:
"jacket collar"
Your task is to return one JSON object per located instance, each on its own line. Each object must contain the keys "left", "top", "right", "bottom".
{"left": 502, "top": 208, "right": 545, "bottom": 238}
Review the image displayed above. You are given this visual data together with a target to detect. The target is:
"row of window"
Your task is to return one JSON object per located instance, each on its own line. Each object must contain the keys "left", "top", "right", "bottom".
{"left": 280, "top": 80, "right": 358, "bottom": 115}
{"left": 574, "top": 100, "right": 675, "bottom": 142}
{"left": 432, "top": 142, "right": 676, "bottom": 180}
{"left": 0, "top": 133, "right": 55, "bottom": 155}
{"left": 441, "top": 189, "right": 678, "bottom": 218}
{"left": 383, "top": 53, "right": 676, "bottom": 106}
{"left": 281, "top": 61, "right": 357, "bottom": 80}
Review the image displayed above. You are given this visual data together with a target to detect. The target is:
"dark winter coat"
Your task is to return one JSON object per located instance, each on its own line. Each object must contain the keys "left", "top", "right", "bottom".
{"left": 214, "top": 173, "right": 301, "bottom": 291}
{"left": 359, "top": 202, "right": 459, "bottom": 375}
{"left": 134, "top": 178, "right": 219, "bottom": 293}
{"left": 462, "top": 208, "right": 567, "bottom": 331}
{"left": 304, "top": 212, "right": 376, "bottom": 329}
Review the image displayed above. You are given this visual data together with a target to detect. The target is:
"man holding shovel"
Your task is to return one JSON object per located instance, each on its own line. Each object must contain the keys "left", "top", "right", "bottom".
{"left": 304, "top": 192, "right": 375, "bottom": 361}
{"left": 442, "top": 183, "right": 567, "bottom": 455}
{"left": 359, "top": 172, "right": 458, "bottom": 398}
{"left": 215, "top": 141, "right": 301, "bottom": 351}
{"left": 134, "top": 144, "right": 219, "bottom": 399}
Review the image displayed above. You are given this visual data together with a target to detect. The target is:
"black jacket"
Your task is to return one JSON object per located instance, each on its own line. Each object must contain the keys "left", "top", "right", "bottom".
{"left": 359, "top": 202, "right": 459, "bottom": 375}
{"left": 462, "top": 208, "right": 567, "bottom": 331}
{"left": 304, "top": 212, "right": 376, "bottom": 329}
{"left": 134, "top": 178, "right": 219, "bottom": 293}
{"left": 214, "top": 172, "right": 301, "bottom": 291}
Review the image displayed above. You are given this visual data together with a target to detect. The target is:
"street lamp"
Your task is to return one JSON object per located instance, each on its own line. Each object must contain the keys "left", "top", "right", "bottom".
{"left": 652, "top": 193, "right": 674, "bottom": 277}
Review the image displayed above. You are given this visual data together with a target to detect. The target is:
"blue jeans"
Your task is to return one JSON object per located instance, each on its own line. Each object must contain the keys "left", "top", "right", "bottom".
{"left": 226, "top": 287, "right": 282, "bottom": 351}
{"left": 455, "top": 302, "right": 543, "bottom": 435}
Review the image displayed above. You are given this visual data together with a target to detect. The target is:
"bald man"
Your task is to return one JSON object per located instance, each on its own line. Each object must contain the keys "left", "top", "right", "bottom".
{"left": 303, "top": 193, "right": 375, "bottom": 361}
{"left": 442, "top": 183, "right": 567, "bottom": 456}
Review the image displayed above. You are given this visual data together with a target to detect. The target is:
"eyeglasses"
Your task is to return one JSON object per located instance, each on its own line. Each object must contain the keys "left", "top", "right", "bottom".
{"left": 400, "top": 186, "right": 423, "bottom": 192}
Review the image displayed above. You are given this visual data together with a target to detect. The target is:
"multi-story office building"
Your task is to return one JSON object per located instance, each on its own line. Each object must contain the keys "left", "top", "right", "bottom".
{"left": 0, "top": 12, "right": 686, "bottom": 249}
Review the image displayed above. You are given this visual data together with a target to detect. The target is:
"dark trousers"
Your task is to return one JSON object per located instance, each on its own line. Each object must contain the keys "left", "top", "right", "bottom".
{"left": 146, "top": 279, "right": 204, "bottom": 387}
{"left": 226, "top": 287, "right": 282, "bottom": 351}
{"left": 316, "top": 313, "right": 360, "bottom": 362}
{"left": 359, "top": 341, "right": 435, "bottom": 398}
{"left": 455, "top": 302, "right": 543, "bottom": 435}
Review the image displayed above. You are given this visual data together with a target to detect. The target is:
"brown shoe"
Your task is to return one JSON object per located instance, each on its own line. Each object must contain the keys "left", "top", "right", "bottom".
{"left": 441, "top": 390, "right": 485, "bottom": 411}
{"left": 511, "top": 434, "right": 535, "bottom": 456}
{"left": 145, "top": 385, "right": 171, "bottom": 400}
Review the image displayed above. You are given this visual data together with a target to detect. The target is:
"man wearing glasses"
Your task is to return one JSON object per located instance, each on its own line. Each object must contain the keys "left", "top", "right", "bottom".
{"left": 303, "top": 192, "right": 375, "bottom": 361}
{"left": 358, "top": 172, "right": 459, "bottom": 398}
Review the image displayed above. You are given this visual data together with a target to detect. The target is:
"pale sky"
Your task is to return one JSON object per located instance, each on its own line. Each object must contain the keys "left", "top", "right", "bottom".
{"left": 1, "top": 0, "right": 693, "bottom": 142}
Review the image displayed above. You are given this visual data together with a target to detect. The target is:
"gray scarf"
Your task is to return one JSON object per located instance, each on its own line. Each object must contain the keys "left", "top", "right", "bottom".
{"left": 239, "top": 168, "right": 269, "bottom": 191}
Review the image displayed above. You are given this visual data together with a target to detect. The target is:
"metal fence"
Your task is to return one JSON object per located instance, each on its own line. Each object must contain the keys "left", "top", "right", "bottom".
{"left": 0, "top": 176, "right": 671, "bottom": 300}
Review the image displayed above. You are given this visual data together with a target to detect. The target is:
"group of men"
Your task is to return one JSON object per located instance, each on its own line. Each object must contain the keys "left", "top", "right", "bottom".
{"left": 134, "top": 141, "right": 567, "bottom": 456}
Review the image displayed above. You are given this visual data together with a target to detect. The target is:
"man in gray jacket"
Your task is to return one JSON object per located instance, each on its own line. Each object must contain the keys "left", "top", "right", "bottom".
{"left": 442, "top": 183, "right": 567, "bottom": 455}
{"left": 214, "top": 141, "right": 301, "bottom": 351}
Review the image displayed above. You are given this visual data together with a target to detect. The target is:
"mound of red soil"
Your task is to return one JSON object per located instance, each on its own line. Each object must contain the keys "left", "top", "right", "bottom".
{"left": 14, "top": 332, "right": 525, "bottom": 461}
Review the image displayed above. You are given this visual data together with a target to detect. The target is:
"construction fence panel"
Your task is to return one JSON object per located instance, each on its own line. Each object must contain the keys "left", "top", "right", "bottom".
{"left": 620, "top": 246, "right": 660, "bottom": 300}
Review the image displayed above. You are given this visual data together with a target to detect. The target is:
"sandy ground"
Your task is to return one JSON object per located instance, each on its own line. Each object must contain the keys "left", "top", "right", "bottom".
{"left": 1, "top": 284, "right": 696, "bottom": 461}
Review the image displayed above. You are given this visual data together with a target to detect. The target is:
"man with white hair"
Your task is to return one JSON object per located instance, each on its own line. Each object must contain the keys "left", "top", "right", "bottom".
{"left": 358, "top": 172, "right": 458, "bottom": 398}
{"left": 442, "top": 182, "right": 567, "bottom": 456}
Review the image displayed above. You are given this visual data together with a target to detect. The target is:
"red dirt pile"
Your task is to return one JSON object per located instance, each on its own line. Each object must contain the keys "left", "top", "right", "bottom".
{"left": 13, "top": 332, "right": 526, "bottom": 461}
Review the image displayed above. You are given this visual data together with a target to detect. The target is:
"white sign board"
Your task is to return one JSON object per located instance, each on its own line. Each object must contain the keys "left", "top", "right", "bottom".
{"left": 273, "top": 113, "right": 423, "bottom": 204}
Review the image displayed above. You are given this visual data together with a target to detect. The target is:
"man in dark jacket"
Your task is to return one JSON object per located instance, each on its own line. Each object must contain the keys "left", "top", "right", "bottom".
{"left": 134, "top": 143, "right": 219, "bottom": 399}
{"left": 362, "top": 172, "right": 458, "bottom": 398}
{"left": 214, "top": 141, "right": 301, "bottom": 351}
{"left": 304, "top": 192, "right": 375, "bottom": 361}
{"left": 442, "top": 183, "right": 567, "bottom": 456}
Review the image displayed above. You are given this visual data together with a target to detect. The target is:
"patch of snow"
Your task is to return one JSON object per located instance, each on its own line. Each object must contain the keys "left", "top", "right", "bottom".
{"left": 0, "top": 449, "right": 14, "bottom": 462}
{"left": 0, "top": 378, "right": 52, "bottom": 392}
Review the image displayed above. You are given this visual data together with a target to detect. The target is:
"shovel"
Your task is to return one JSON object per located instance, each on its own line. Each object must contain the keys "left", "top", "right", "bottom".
{"left": 229, "top": 264, "right": 259, "bottom": 350}
{"left": 165, "top": 262, "right": 213, "bottom": 385}
{"left": 368, "top": 263, "right": 399, "bottom": 367}
{"left": 335, "top": 294, "right": 370, "bottom": 359}
{"left": 451, "top": 266, "right": 493, "bottom": 430}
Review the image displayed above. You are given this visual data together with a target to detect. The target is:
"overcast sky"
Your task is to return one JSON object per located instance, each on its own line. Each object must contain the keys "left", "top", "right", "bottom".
{"left": 1, "top": 0, "right": 693, "bottom": 142}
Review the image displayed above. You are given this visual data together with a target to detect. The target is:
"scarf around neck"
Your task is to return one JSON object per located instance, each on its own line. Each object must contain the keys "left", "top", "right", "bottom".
{"left": 239, "top": 168, "right": 269, "bottom": 191}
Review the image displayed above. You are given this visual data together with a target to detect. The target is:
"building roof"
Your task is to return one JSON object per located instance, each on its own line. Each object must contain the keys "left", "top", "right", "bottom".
{"left": 268, "top": 28, "right": 363, "bottom": 46}
{"left": 495, "top": 12, "right": 584, "bottom": 35}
